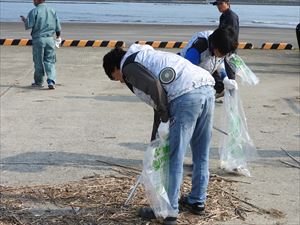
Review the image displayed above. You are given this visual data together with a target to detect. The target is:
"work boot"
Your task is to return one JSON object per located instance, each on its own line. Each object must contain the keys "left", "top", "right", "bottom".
{"left": 138, "top": 207, "right": 178, "bottom": 224}
{"left": 47, "top": 80, "right": 55, "bottom": 90}
{"left": 31, "top": 82, "right": 44, "bottom": 88}
{"left": 138, "top": 207, "right": 156, "bottom": 220}
{"left": 179, "top": 195, "right": 205, "bottom": 215}
{"left": 163, "top": 216, "right": 177, "bottom": 225}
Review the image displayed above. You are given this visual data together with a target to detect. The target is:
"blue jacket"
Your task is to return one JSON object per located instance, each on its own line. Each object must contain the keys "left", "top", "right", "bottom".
{"left": 25, "top": 3, "right": 61, "bottom": 39}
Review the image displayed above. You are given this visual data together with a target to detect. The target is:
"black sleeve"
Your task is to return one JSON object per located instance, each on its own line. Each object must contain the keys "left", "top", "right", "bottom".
{"left": 122, "top": 62, "right": 169, "bottom": 122}
{"left": 224, "top": 59, "right": 236, "bottom": 80}
{"left": 191, "top": 38, "right": 208, "bottom": 54}
{"left": 151, "top": 109, "right": 160, "bottom": 141}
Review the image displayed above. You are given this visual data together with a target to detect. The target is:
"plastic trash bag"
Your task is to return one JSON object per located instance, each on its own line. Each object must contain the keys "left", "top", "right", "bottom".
{"left": 226, "top": 53, "right": 259, "bottom": 86}
{"left": 55, "top": 37, "right": 62, "bottom": 48}
{"left": 219, "top": 90, "right": 257, "bottom": 177}
{"left": 141, "top": 137, "right": 176, "bottom": 218}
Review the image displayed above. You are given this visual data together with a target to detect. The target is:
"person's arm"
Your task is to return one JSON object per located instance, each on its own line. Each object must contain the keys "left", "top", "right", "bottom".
{"left": 184, "top": 38, "right": 208, "bottom": 65}
{"left": 151, "top": 110, "right": 161, "bottom": 141}
{"left": 21, "top": 10, "right": 36, "bottom": 30}
{"left": 122, "top": 62, "right": 169, "bottom": 122}
{"left": 217, "top": 61, "right": 228, "bottom": 80}
{"left": 55, "top": 12, "right": 61, "bottom": 38}
{"left": 20, "top": 15, "right": 26, "bottom": 23}
{"left": 226, "top": 16, "right": 239, "bottom": 36}
{"left": 217, "top": 61, "right": 238, "bottom": 90}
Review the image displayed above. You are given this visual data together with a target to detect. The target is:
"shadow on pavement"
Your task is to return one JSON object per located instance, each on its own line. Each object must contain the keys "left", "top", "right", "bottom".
{"left": 1, "top": 147, "right": 299, "bottom": 173}
{"left": 0, "top": 151, "right": 142, "bottom": 173}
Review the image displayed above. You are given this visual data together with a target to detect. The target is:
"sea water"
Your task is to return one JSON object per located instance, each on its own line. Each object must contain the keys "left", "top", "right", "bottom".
{"left": 0, "top": 1, "right": 298, "bottom": 28}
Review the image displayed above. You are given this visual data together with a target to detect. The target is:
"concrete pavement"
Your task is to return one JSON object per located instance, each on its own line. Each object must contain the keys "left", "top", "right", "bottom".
{"left": 0, "top": 23, "right": 299, "bottom": 225}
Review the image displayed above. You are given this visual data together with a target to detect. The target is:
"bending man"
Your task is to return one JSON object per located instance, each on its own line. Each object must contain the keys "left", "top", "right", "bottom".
{"left": 103, "top": 44, "right": 215, "bottom": 225}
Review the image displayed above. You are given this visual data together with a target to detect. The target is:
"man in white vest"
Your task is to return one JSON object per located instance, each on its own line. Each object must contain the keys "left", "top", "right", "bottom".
{"left": 103, "top": 44, "right": 216, "bottom": 225}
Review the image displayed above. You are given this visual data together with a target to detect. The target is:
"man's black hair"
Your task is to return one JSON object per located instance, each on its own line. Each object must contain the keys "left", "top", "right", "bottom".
{"left": 102, "top": 47, "right": 127, "bottom": 80}
{"left": 209, "top": 27, "right": 238, "bottom": 55}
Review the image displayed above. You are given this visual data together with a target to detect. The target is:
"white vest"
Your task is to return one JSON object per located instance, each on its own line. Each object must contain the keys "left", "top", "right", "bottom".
{"left": 121, "top": 44, "right": 215, "bottom": 102}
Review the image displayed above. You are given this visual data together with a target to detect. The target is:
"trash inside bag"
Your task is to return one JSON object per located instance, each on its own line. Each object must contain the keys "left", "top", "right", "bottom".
{"left": 226, "top": 54, "right": 259, "bottom": 86}
{"left": 141, "top": 138, "right": 176, "bottom": 218}
{"left": 219, "top": 90, "right": 257, "bottom": 177}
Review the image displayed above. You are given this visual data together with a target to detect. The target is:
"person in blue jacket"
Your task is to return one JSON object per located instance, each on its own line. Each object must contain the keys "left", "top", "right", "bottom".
{"left": 21, "top": 0, "right": 61, "bottom": 89}
{"left": 179, "top": 27, "right": 238, "bottom": 97}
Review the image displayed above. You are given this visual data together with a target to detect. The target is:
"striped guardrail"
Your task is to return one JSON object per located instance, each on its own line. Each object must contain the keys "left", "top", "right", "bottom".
{"left": 135, "top": 41, "right": 254, "bottom": 49}
{"left": 135, "top": 41, "right": 253, "bottom": 49}
{"left": 261, "top": 42, "right": 293, "bottom": 50}
{"left": 61, "top": 40, "right": 125, "bottom": 47}
{"left": 0, "top": 39, "right": 295, "bottom": 50}
{"left": 238, "top": 42, "right": 253, "bottom": 49}
{"left": 0, "top": 39, "right": 32, "bottom": 46}
{"left": 135, "top": 41, "right": 187, "bottom": 49}
{"left": 0, "top": 39, "right": 125, "bottom": 48}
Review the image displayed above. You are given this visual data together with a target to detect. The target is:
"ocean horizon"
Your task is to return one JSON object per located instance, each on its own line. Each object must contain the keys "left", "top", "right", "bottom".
{"left": 1, "top": 0, "right": 299, "bottom": 5}
{"left": 0, "top": 1, "right": 298, "bottom": 28}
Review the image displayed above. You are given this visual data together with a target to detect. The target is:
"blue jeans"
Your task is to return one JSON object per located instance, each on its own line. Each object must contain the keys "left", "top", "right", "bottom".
{"left": 167, "top": 85, "right": 215, "bottom": 215}
{"left": 32, "top": 37, "right": 56, "bottom": 85}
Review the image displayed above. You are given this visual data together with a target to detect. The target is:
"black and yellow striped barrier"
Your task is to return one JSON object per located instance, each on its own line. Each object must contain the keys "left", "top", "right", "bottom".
{"left": 1, "top": 39, "right": 296, "bottom": 50}
{"left": 261, "top": 42, "right": 293, "bottom": 50}
{"left": 0, "top": 39, "right": 32, "bottom": 46}
{"left": 0, "top": 39, "right": 125, "bottom": 48}
{"left": 135, "top": 41, "right": 187, "bottom": 49}
{"left": 61, "top": 39, "right": 125, "bottom": 47}
{"left": 136, "top": 40, "right": 254, "bottom": 49}
{"left": 238, "top": 42, "right": 253, "bottom": 49}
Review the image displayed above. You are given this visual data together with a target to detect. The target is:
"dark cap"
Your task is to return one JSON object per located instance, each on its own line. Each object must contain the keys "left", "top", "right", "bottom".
{"left": 210, "top": 0, "right": 229, "bottom": 5}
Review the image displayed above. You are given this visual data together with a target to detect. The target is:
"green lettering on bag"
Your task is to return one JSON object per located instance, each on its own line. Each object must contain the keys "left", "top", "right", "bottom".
{"left": 152, "top": 144, "right": 170, "bottom": 171}
{"left": 229, "top": 56, "right": 243, "bottom": 68}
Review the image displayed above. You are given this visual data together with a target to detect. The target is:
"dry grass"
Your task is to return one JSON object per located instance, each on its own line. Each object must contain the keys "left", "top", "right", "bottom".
{"left": 0, "top": 168, "right": 278, "bottom": 225}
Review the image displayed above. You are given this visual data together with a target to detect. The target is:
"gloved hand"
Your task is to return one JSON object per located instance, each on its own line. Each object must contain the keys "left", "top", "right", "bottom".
{"left": 157, "top": 120, "right": 169, "bottom": 140}
{"left": 55, "top": 37, "right": 62, "bottom": 48}
{"left": 223, "top": 76, "right": 238, "bottom": 90}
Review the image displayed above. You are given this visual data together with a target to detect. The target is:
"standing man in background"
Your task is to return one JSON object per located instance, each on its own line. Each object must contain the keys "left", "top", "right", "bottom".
{"left": 211, "top": 0, "right": 239, "bottom": 41}
{"left": 211, "top": 0, "right": 239, "bottom": 97}
{"left": 21, "top": 0, "right": 61, "bottom": 89}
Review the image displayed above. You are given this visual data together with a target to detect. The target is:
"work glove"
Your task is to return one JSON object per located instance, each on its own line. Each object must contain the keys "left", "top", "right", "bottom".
{"left": 157, "top": 120, "right": 169, "bottom": 140}
{"left": 55, "top": 37, "right": 62, "bottom": 48}
{"left": 223, "top": 76, "right": 238, "bottom": 90}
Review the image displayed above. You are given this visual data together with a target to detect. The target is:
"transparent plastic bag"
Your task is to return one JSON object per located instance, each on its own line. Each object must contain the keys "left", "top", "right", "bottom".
{"left": 226, "top": 53, "right": 259, "bottom": 86}
{"left": 141, "top": 137, "right": 176, "bottom": 218}
{"left": 55, "top": 37, "right": 62, "bottom": 48}
{"left": 219, "top": 90, "right": 257, "bottom": 177}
